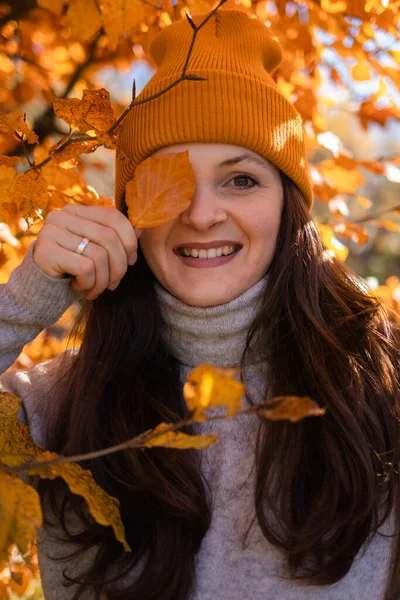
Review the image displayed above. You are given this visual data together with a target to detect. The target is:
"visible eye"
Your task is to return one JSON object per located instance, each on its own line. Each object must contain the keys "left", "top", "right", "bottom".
{"left": 226, "top": 173, "right": 259, "bottom": 190}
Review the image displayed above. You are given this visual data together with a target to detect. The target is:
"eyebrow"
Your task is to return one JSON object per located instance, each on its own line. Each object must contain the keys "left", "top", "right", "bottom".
{"left": 218, "top": 153, "right": 269, "bottom": 170}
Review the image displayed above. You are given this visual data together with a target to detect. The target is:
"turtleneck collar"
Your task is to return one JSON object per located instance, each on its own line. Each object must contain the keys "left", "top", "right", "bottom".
{"left": 154, "top": 275, "right": 268, "bottom": 368}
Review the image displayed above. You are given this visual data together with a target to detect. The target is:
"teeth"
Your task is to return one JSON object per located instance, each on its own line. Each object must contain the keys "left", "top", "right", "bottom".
{"left": 179, "top": 245, "right": 239, "bottom": 259}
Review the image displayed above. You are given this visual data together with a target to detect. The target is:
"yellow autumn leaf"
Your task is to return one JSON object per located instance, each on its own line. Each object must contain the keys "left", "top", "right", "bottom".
{"left": 317, "top": 223, "right": 349, "bottom": 262}
{"left": 0, "top": 470, "right": 43, "bottom": 560}
{"left": 0, "top": 109, "right": 38, "bottom": 144}
{"left": 53, "top": 88, "right": 116, "bottom": 134}
{"left": 0, "top": 393, "right": 43, "bottom": 468}
{"left": 67, "top": 0, "right": 103, "bottom": 41}
{"left": 126, "top": 151, "right": 196, "bottom": 228}
{"left": 26, "top": 451, "right": 131, "bottom": 552}
{"left": 258, "top": 396, "right": 326, "bottom": 422}
{"left": 144, "top": 422, "right": 219, "bottom": 449}
{"left": 0, "top": 393, "right": 130, "bottom": 553}
{"left": 183, "top": 364, "right": 244, "bottom": 421}
{"left": 9, "top": 170, "right": 48, "bottom": 219}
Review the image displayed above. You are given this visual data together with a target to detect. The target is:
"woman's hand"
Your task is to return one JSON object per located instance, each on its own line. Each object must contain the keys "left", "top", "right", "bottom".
{"left": 33, "top": 205, "right": 142, "bottom": 300}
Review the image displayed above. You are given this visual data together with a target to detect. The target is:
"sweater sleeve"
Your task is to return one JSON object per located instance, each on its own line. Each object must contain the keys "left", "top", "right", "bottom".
{"left": 0, "top": 240, "right": 83, "bottom": 375}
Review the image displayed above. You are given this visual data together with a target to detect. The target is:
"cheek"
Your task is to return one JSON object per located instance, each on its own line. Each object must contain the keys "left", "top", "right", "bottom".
{"left": 139, "top": 227, "right": 170, "bottom": 268}
{"left": 243, "top": 206, "right": 282, "bottom": 246}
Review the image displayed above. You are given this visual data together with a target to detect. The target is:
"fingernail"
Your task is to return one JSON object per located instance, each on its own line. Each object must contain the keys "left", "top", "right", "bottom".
{"left": 128, "top": 253, "right": 136, "bottom": 265}
{"left": 108, "top": 282, "right": 119, "bottom": 291}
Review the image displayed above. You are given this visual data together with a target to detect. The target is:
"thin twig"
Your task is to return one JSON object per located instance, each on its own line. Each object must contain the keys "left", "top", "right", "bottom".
{"left": 29, "top": 0, "right": 228, "bottom": 169}
{"left": 2, "top": 396, "right": 316, "bottom": 473}
{"left": 324, "top": 203, "right": 400, "bottom": 227}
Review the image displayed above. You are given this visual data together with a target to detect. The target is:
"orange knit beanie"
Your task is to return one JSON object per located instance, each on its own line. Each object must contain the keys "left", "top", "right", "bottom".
{"left": 115, "top": 9, "right": 314, "bottom": 212}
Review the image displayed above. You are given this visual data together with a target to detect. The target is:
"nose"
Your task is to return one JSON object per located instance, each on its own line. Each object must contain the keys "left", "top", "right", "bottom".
{"left": 180, "top": 184, "right": 227, "bottom": 230}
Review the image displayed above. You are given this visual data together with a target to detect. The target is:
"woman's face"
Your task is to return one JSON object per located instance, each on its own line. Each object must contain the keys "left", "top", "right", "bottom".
{"left": 139, "top": 143, "right": 284, "bottom": 307}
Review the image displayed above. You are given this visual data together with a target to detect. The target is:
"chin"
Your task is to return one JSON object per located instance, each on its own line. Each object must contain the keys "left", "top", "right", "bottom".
{"left": 173, "top": 286, "right": 241, "bottom": 307}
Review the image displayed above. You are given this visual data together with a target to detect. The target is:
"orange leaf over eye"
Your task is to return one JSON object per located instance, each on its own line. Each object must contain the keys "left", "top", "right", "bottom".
{"left": 125, "top": 150, "right": 196, "bottom": 228}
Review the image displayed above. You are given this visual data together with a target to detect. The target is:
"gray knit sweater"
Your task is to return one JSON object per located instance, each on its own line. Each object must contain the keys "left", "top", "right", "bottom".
{"left": 0, "top": 241, "right": 395, "bottom": 600}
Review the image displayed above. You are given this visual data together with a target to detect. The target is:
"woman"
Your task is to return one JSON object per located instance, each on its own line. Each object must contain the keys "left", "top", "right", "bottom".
{"left": 1, "top": 8, "right": 400, "bottom": 600}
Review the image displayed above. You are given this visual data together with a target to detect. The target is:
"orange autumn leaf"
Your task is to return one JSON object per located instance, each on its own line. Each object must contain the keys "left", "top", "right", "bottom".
{"left": 126, "top": 151, "right": 196, "bottom": 228}
{"left": 53, "top": 88, "right": 116, "bottom": 134}
{"left": 49, "top": 138, "right": 99, "bottom": 167}
{"left": 371, "top": 220, "right": 400, "bottom": 233}
{"left": 258, "top": 396, "right": 326, "bottom": 423}
{"left": 0, "top": 109, "right": 38, "bottom": 144}
{"left": 183, "top": 364, "right": 244, "bottom": 421}
{"left": 9, "top": 170, "right": 48, "bottom": 219}
{"left": 317, "top": 223, "right": 349, "bottom": 262}
{"left": 0, "top": 156, "right": 26, "bottom": 168}
{"left": 67, "top": 0, "right": 103, "bottom": 42}
{"left": 8, "top": 562, "right": 32, "bottom": 596}
{"left": 144, "top": 422, "right": 219, "bottom": 449}
{"left": 37, "top": 0, "right": 65, "bottom": 15}
{"left": 319, "top": 159, "right": 366, "bottom": 194}
{"left": 333, "top": 222, "right": 369, "bottom": 245}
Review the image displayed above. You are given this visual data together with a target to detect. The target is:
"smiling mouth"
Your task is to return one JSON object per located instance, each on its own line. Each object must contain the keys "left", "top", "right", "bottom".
{"left": 176, "top": 244, "right": 242, "bottom": 259}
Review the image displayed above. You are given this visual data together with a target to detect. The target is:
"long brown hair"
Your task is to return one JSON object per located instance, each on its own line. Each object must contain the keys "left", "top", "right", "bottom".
{"left": 36, "top": 173, "right": 400, "bottom": 600}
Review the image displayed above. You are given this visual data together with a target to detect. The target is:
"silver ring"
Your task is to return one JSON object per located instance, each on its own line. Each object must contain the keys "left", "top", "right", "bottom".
{"left": 75, "top": 237, "right": 90, "bottom": 255}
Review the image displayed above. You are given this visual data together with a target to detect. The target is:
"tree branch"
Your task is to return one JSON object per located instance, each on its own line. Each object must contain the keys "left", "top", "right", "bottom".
{"left": 2, "top": 394, "right": 321, "bottom": 473}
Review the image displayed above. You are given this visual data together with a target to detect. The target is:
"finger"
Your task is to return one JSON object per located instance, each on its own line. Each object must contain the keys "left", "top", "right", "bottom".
{"left": 43, "top": 225, "right": 110, "bottom": 295}
{"left": 61, "top": 205, "right": 139, "bottom": 259}
{"left": 48, "top": 213, "right": 128, "bottom": 286}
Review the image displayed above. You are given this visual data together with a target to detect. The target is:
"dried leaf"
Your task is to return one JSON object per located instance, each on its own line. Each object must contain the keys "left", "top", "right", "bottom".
{"left": 9, "top": 170, "right": 48, "bottom": 219}
{"left": 144, "top": 422, "right": 219, "bottom": 449}
{"left": 26, "top": 452, "right": 131, "bottom": 552}
{"left": 258, "top": 396, "right": 326, "bottom": 422}
{"left": 0, "top": 110, "right": 38, "bottom": 144}
{"left": 126, "top": 151, "right": 196, "bottom": 228}
{"left": 53, "top": 89, "right": 116, "bottom": 134}
{"left": 183, "top": 364, "right": 244, "bottom": 421}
